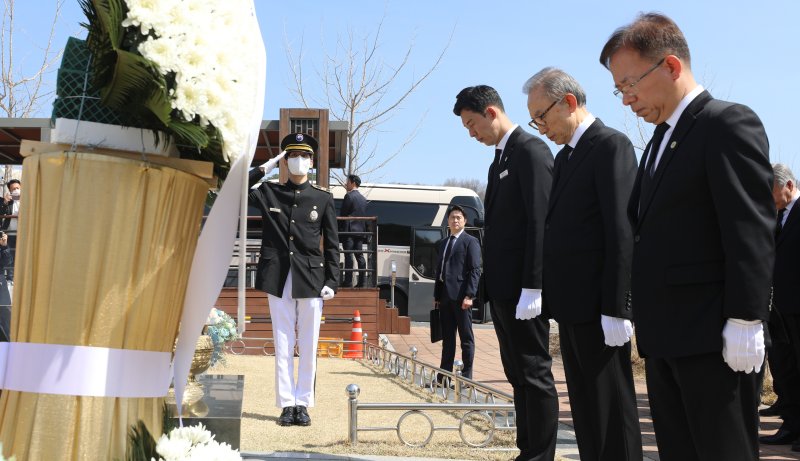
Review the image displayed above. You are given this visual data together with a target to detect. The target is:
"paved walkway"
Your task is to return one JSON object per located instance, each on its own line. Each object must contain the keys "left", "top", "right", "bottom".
{"left": 384, "top": 322, "right": 800, "bottom": 461}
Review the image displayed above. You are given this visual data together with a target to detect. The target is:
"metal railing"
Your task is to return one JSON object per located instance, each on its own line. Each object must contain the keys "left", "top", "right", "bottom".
{"left": 347, "top": 338, "right": 516, "bottom": 448}
{"left": 336, "top": 216, "right": 378, "bottom": 288}
{"left": 226, "top": 334, "right": 370, "bottom": 358}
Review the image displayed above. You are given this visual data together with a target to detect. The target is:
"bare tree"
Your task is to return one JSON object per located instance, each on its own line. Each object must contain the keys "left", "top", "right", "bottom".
{"left": 285, "top": 14, "right": 452, "bottom": 184}
{"left": 1, "top": 0, "right": 64, "bottom": 185}
{"left": 1, "top": 0, "right": 64, "bottom": 118}
{"left": 443, "top": 177, "right": 485, "bottom": 202}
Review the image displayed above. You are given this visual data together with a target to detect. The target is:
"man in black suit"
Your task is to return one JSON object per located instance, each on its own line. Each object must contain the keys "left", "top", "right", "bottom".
{"left": 524, "top": 67, "right": 642, "bottom": 461}
{"left": 760, "top": 163, "right": 800, "bottom": 450}
{"left": 433, "top": 205, "right": 481, "bottom": 380}
{"left": 339, "top": 174, "right": 368, "bottom": 287}
{"left": 600, "top": 13, "right": 774, "bottom": 461}
{"left": 453, "top": 85, "right": 557, "bottom": 461}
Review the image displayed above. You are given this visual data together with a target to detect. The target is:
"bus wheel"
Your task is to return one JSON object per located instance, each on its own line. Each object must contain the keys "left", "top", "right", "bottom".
{"left": 379, "top": 286, "right": 409, "bottom": 317}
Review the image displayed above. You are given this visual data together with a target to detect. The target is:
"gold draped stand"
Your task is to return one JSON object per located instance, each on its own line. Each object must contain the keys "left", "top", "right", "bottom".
{"left": 0, "top": 149, "right": 210, "bottom": 460}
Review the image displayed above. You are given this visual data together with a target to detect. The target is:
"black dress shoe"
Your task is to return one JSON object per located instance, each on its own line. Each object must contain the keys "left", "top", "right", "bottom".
{"left": 760, "top": 404, "right": 785, "bottom": 417}
{"left": 294, "top": 405, "right": 311, "bottom": 426}
{"left": 277, "top": 407, "right": 295, "bottom": 426}
{"left": 760, "top": 428, "right": 800, "bottom": 445}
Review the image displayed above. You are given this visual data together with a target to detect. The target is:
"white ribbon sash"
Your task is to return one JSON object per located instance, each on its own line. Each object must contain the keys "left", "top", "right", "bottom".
{"left": 0, "top": 342, "right": 171, "bottom": 397}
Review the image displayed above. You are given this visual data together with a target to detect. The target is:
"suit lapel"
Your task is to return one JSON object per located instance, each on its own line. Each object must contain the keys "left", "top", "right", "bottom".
{"left": 547, "top": 119, "right": 602, "bottom": 215}
{"left": 636, "top": 91, "right": 712, "bottom": 228}
{"left": 485, "top": 127, "right": 522, "bottom": 215}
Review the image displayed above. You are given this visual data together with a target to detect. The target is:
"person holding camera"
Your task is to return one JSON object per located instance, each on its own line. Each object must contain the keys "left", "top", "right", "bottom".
{"left": 1, "top": 179, "right": 21, "bottom": 235}
{"left": 0, "top": 231, "right": 12, "bottom": 341}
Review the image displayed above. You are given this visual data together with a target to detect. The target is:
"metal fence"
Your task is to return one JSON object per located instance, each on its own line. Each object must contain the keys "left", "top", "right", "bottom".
{"left": 350, "top": 338, "right": 516, "bottom": 448}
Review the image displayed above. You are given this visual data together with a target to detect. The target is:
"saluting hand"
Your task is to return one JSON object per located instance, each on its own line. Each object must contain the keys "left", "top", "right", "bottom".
{"left": 259, "top": 151, "right": 286, "bottom": 174}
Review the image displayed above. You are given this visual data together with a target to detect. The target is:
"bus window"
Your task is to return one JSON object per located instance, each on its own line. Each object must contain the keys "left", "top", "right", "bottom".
{"left": 449, "top": 195, "right": 484, "bottom": 227}
{"left": 411, "top": 228, "right": 445, "bottom": 279}
{"left": 365, "top": 201, "right": 439, "bottom": 246}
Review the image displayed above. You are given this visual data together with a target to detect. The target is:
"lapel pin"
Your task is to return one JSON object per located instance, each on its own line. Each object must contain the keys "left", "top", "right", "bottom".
{"left": 670, "top": 141, "right": 677, "bottom": 149}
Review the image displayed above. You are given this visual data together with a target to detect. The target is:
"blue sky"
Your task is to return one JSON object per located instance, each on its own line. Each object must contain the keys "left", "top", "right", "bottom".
{"left": 14, "top": 1, "right": 799, "bottom": 185}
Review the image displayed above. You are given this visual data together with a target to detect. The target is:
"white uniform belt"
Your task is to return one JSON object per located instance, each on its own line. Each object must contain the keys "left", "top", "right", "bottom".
{"left": 0, "top": 342, "right": 172, "bottom": 397}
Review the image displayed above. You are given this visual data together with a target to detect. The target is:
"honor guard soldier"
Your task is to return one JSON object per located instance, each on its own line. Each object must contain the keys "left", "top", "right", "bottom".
{"left": 248, "top": 133, "right": 339, "bottom": 427}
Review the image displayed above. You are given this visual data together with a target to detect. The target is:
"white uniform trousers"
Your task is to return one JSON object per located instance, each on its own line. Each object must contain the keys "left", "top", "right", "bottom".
{"left": 268, "top": 270, "right": 323, "bottom": 408}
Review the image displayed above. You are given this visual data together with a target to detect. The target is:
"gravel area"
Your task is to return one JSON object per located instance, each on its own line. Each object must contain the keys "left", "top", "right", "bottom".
{"left": 210, "top": 354, "right": 519, "bottom": 460}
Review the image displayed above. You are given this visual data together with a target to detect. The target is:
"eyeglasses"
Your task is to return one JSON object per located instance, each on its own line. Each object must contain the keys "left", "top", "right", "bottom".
{"left": 528, "top": 97, "right": 563, "bottom": 129}
{"left": 613, "top": 57, "right": 665, "bottom": 99}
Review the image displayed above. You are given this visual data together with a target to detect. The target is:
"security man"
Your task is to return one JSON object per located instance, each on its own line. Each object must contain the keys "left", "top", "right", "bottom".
{"left": 248, "top": 133, "right": 339, "bottom": 427}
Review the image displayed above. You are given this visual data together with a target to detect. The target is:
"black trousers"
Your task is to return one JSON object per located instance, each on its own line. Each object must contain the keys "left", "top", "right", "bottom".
{"left": 765, "top": 307, "right": 800, "bottom": 430}
{"left": 645, "top": 352, "right": 759, "bottom": 461}
{"left": 438, "top": 298, "right": 474, "bottom": 378}
{"left": 779, "top": 312, "right": 800, "bottom": 431}
{"left": 560, "top": 321, "right": 642, "bottom": 461}
{"left": 342, "top": 237, "right": 366, "bottom": 287}
{"left": 490, "top": 299, "right": 557, "bottom": 461}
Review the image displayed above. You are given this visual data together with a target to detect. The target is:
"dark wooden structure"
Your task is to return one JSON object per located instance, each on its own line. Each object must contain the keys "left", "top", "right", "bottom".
{"left": 214, "top": 287, "right": 410, "bottom": 356}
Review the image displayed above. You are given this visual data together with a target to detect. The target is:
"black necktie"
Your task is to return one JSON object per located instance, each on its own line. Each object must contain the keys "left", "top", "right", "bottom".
{"left": 646, "top": 122, "right": 670, "bottom": 177}
{"left": 440, "top": 235, "right": 455, "bottom": 281}
{"left": 777, "top": 208, "right": 786, "bottom": 236}
{"left": 495, "top": 148, "right": 503, "bottom": 167}
{"left": 561, "top": 145, "right": 574, "bottom": 161}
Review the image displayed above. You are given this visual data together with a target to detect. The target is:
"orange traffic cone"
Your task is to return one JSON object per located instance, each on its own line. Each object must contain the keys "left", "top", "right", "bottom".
{"left": 343, "top": 309, "right": 364, "bottom": 358}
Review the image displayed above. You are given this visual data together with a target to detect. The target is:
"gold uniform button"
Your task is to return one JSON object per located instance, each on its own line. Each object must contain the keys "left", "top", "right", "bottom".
{"left": 289, "top": 251, "right": 294, "bottom": 255}
{"left": 319, "top": 263, "right": 324, "bottom": 267}
{"left": 293, "top": 204, "right": 297, "bottom": 208}
{"left": 291, "top": 219, "right": 295, "bottom": 223}
{"left": 289, "top": 236, "right": 294, "bottom": 241}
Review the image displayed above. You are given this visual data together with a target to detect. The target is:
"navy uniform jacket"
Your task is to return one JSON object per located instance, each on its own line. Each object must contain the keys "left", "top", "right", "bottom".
{"left": 339, "top": 189, "right": 368, "bottom": 234}
{"left": 248, "top": 169, "right": 339, "bottom": 298}
{"left": 433, "top": 232, "right": 481, "bottom": 303}
{"left": 628, "top": 91, "right": 774, "bottom": 358}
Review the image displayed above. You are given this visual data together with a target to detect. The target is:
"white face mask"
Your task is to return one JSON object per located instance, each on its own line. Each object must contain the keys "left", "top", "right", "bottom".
{"left": 287, "top": 156, "right": 311, "bottom": 176}
{"left": 10, "top": 189, "right": 19, "bottom": 200}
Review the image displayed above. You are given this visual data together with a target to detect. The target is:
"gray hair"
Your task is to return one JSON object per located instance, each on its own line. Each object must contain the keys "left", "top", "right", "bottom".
{"left": 522, "top": 67, "right": 587, "bottom": 107}
{"left": 773, "top": 163, "right": 796, "bottom": 188}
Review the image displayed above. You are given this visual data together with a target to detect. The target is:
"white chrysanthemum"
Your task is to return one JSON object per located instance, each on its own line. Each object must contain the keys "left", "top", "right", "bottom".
{"left": 155, "top": 433, "right": 192, "bottom": 461}
{"left": 126, "top": 0, "right": 262, "bottom": 163}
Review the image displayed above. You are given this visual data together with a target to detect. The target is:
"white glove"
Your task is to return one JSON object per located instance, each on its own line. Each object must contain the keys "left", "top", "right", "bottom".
{"left": 515, "top": 288, "right": 542, "bottom": 320}
{"left": 259, "top": 151, "right": 286, "bottom": 174}
{"left": 601, "top": 314, "right": 633, "bottom": 347}
{"left": 320, "top": 285, "right": 335, "bottom": 301}
{"left": 722, "top": 319, "right": 765, "bottom": 374}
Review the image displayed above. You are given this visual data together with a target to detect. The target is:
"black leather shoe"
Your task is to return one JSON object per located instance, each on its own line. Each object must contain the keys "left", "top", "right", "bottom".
{"left": 760, "top": 404, "right": 785, "bottom": 417}
{"left": 277, "top": 407, "right": 295, "bottom": 426}
{"left": 294, "top": 405, "right": 311, "bottom": 426}
{"left": 759, "top": 428, "right": 800, "bottom": 445}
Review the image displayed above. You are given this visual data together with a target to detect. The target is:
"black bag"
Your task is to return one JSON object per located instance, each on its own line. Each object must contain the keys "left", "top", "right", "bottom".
{"left": 430, "top": 307, "right": 442, "bottom": 343}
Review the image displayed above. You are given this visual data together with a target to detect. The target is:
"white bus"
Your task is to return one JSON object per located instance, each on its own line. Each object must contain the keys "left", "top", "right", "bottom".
{"left": 331, "top": 183, "right": 487, "bottom": 322}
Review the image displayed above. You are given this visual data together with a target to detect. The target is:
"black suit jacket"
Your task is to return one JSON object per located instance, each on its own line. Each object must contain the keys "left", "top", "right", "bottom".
{"left": 248, "top": 169, "right": 340, "bottom": 298}
{"left": 433, "top": 232, "right": 481, "bottom": 303}
{"left": 543, "top": 119, "right": 636, "bottom": 324}
{"left": 339, "top": 188, "right": 367, "bottom": 233}
{"left": 483, "top": 126, "right": 553, "bottom": 303}
{"left": 628, "top": 90, "right": 774, "bottom": 358}
{"left": 774, "top": 203, "right": 800, "bottom": 315}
